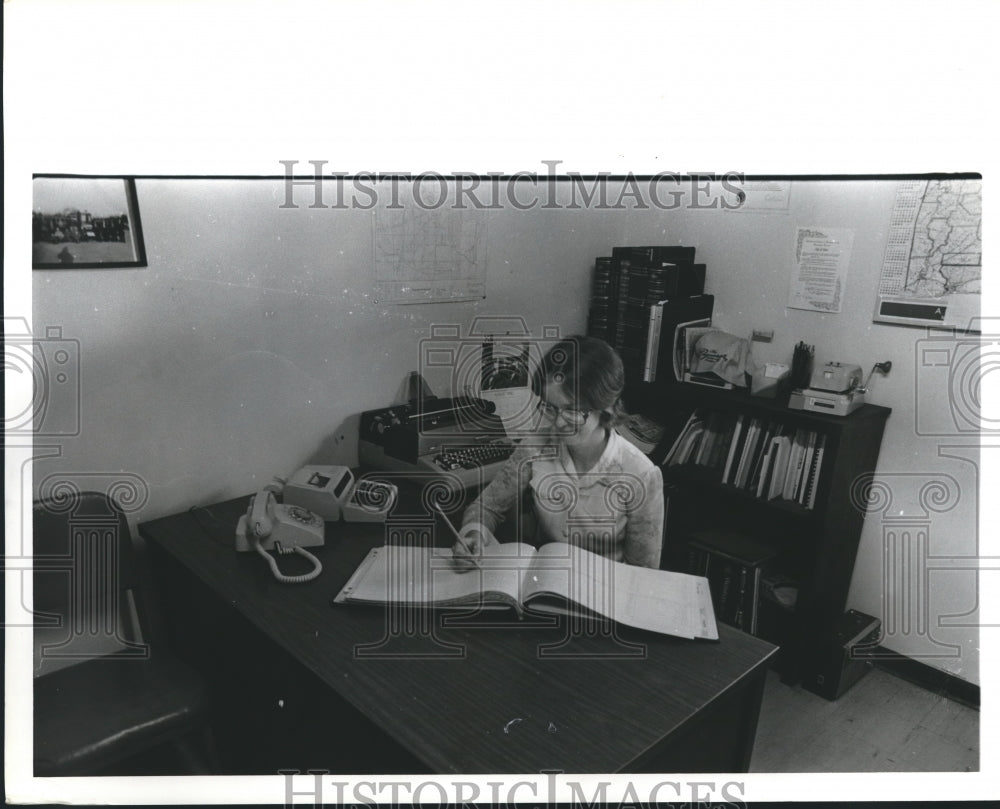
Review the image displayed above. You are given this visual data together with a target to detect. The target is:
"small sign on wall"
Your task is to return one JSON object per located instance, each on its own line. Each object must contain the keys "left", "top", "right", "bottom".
{"left": 788, "top": 226, "right": 854, "bottom": 314}
{"left": 727, "top": 179, "right": 792, "bottom": 212}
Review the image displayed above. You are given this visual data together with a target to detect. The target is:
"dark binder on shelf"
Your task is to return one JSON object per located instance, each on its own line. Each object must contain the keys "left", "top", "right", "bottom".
{"left": 611, "top": 246, "right": 704, "bottom": 298}
{"left": 706, "top": 413, "right": 737, "bottom": 479}
{"left": 587, "top": 256, "right": 615, "bottom": 342}
{"left": 690, "top": 263, "right": 707, "bottom": 296}
{"left": 613, "top": 245, "right": 697, "bottom": 264}
{"left": 606, "top": 257, "right": 625, "bottom": 350}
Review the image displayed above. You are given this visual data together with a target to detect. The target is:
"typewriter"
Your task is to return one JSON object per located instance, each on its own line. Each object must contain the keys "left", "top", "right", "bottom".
{"left": 358, "top": 396, "right": 514, "bottom": 493}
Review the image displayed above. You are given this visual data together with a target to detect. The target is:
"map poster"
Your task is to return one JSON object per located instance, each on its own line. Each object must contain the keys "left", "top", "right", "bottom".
{"left": 874, "top": 179, "right": 981, "bottom": 330}
{"left": 373, "top": 202, "right": 488, "bottom": 305}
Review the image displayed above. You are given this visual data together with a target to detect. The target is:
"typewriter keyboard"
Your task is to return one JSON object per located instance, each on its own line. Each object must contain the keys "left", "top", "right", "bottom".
{"left": 432, "top": 443, "right": 514, "bottom": 471}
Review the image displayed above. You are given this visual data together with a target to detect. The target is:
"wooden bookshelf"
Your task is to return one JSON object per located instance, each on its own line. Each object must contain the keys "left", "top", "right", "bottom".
{"left": 630, "top": 381, "right": 891, "bottom": 682}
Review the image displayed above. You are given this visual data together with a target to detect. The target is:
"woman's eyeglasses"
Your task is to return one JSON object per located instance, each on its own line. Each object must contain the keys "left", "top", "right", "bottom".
{"left": 535, "top": 399, "right": 590, "bottom": 426}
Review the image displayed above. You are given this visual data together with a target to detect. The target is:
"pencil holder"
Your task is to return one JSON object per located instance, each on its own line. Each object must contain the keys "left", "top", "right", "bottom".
{"left": 789, "top": 342, "right": 814, "bottom": 390}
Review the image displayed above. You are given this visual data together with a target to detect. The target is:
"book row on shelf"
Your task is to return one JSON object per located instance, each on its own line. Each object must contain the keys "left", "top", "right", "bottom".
{"left": 662, "top": 409, "right": 828, "bottom": 510}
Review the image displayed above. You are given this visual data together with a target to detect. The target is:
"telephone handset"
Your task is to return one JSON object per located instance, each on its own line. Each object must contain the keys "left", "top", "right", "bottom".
{"left": 235, "top": 490, "right": 324, "bottom": 583}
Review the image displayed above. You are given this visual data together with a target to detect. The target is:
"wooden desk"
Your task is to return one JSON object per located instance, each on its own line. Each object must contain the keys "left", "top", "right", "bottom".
{"left": 140, "top": 496, "right": 776, "bottom": 774}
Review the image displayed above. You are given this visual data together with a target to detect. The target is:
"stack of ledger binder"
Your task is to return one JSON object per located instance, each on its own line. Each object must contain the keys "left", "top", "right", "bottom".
{"left": 586, "top": 245, "right": 710, "bottom": 384}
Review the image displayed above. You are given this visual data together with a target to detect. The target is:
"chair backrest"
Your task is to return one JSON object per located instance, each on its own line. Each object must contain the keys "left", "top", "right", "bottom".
{"left": 33, "top": 490, "right": 147, "bottom": 672}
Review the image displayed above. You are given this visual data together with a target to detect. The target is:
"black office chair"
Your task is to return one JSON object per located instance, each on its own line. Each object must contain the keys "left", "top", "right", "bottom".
{"left": 33, "top": 490, "right": 215, "bottom": 776}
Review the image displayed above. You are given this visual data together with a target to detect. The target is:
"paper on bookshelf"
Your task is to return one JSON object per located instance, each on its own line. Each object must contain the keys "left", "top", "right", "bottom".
{"left": 734, "top": 419, "right": 762, "bottom": 489}
{"left": 663, "top": 411, "right": 701, "bottom": 465}
{"left": 722, "top": 414, "right": 747, "bottom": 485}
{"left": 783, "top": 429, "right": 809, "bottom": 502}
{"left": 620, "top": 413, "right": 667, "bottom": 455}
{"left": 804, "top": 433, "right": 827, "bottom": 510}
{"left": 642, "top": 301, "right": 666, "bottom": 382}
{"left": 767, "top": 435, "right": 793, "bottom": 500}
{"left": 797, "top": 431, "right": 818, "bottom": 505}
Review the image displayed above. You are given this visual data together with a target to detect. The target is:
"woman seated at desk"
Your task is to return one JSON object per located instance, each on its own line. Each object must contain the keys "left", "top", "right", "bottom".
{"left": 453, "top": 336, "right": 664, "bottom": 570}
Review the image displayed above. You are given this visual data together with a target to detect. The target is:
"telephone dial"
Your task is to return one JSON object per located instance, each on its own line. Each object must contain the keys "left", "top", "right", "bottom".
{"left": 235, "top": 490, "right": 324, "bottom": 583}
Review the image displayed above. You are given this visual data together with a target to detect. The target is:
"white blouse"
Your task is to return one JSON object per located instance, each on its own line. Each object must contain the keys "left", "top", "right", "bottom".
{"left": 463, "top": 428, "right": 665, "bottom": 568}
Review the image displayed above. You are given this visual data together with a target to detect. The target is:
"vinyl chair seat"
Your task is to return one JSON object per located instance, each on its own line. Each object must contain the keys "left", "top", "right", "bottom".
{"left": 34, "top": 651, "right": 209, "bottom": 776}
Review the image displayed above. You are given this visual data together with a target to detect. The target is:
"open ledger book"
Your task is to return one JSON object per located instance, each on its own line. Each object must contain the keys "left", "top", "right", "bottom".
{"left": 333, "top": 542, "right": 718, "bottom": 641}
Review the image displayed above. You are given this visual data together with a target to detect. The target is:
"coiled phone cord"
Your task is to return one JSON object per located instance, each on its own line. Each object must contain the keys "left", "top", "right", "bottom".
{"left": 253, "top": 538, "right": 323, "bottom": 583}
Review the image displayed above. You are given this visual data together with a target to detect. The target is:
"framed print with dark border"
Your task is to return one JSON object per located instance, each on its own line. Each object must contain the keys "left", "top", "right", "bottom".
{"left": 32, "top": 177, "right": 147, "bottom": 269}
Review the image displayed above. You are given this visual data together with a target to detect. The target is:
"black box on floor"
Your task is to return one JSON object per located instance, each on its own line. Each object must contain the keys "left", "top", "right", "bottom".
{"left": 802, "top": 609, "right": 881, "bottom": 700}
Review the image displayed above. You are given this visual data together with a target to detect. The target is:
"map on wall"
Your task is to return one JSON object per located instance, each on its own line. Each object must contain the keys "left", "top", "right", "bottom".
{"left": 874, "top": 179, "right": 981, "bottom": 329}
{"left": 373, "top": 204, "right": 488, "bottom": 305}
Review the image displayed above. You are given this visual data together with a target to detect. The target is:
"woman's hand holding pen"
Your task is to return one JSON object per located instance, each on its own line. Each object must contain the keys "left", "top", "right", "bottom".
{"left": 450, "top": 521, "right": 497, "bottom": 572}
{"left": 433, "top": 504, "right": 498, "bottom": 571}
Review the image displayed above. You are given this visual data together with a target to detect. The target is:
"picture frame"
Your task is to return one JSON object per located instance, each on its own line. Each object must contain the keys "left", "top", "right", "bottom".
{"left": 32, "top": 176, "right": 147, "bottom": 269}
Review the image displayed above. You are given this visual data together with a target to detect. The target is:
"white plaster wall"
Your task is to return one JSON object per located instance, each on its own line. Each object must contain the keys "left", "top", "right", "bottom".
{"left": 32, "top": 176, "right": 981, "bottom": 683}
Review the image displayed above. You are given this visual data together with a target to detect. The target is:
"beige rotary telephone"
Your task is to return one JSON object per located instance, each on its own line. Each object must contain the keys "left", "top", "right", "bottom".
{"left": 235, "top": 490, "right": 325, "bottom": 583}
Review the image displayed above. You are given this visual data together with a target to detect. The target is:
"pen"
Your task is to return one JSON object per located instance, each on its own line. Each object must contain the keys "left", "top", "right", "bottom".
{"left": 435, "top": 504, "right": 482, "bottom": 569}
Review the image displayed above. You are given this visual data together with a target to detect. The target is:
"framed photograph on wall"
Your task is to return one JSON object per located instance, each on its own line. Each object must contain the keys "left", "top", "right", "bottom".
{"left": 32, "top": 176, "right": 147, "bottom": 269}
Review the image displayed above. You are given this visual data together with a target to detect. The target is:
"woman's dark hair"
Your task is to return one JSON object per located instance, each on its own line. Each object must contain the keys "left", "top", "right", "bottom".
{"left": 532, "top": 335, "right": 626, "bottom": 427}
